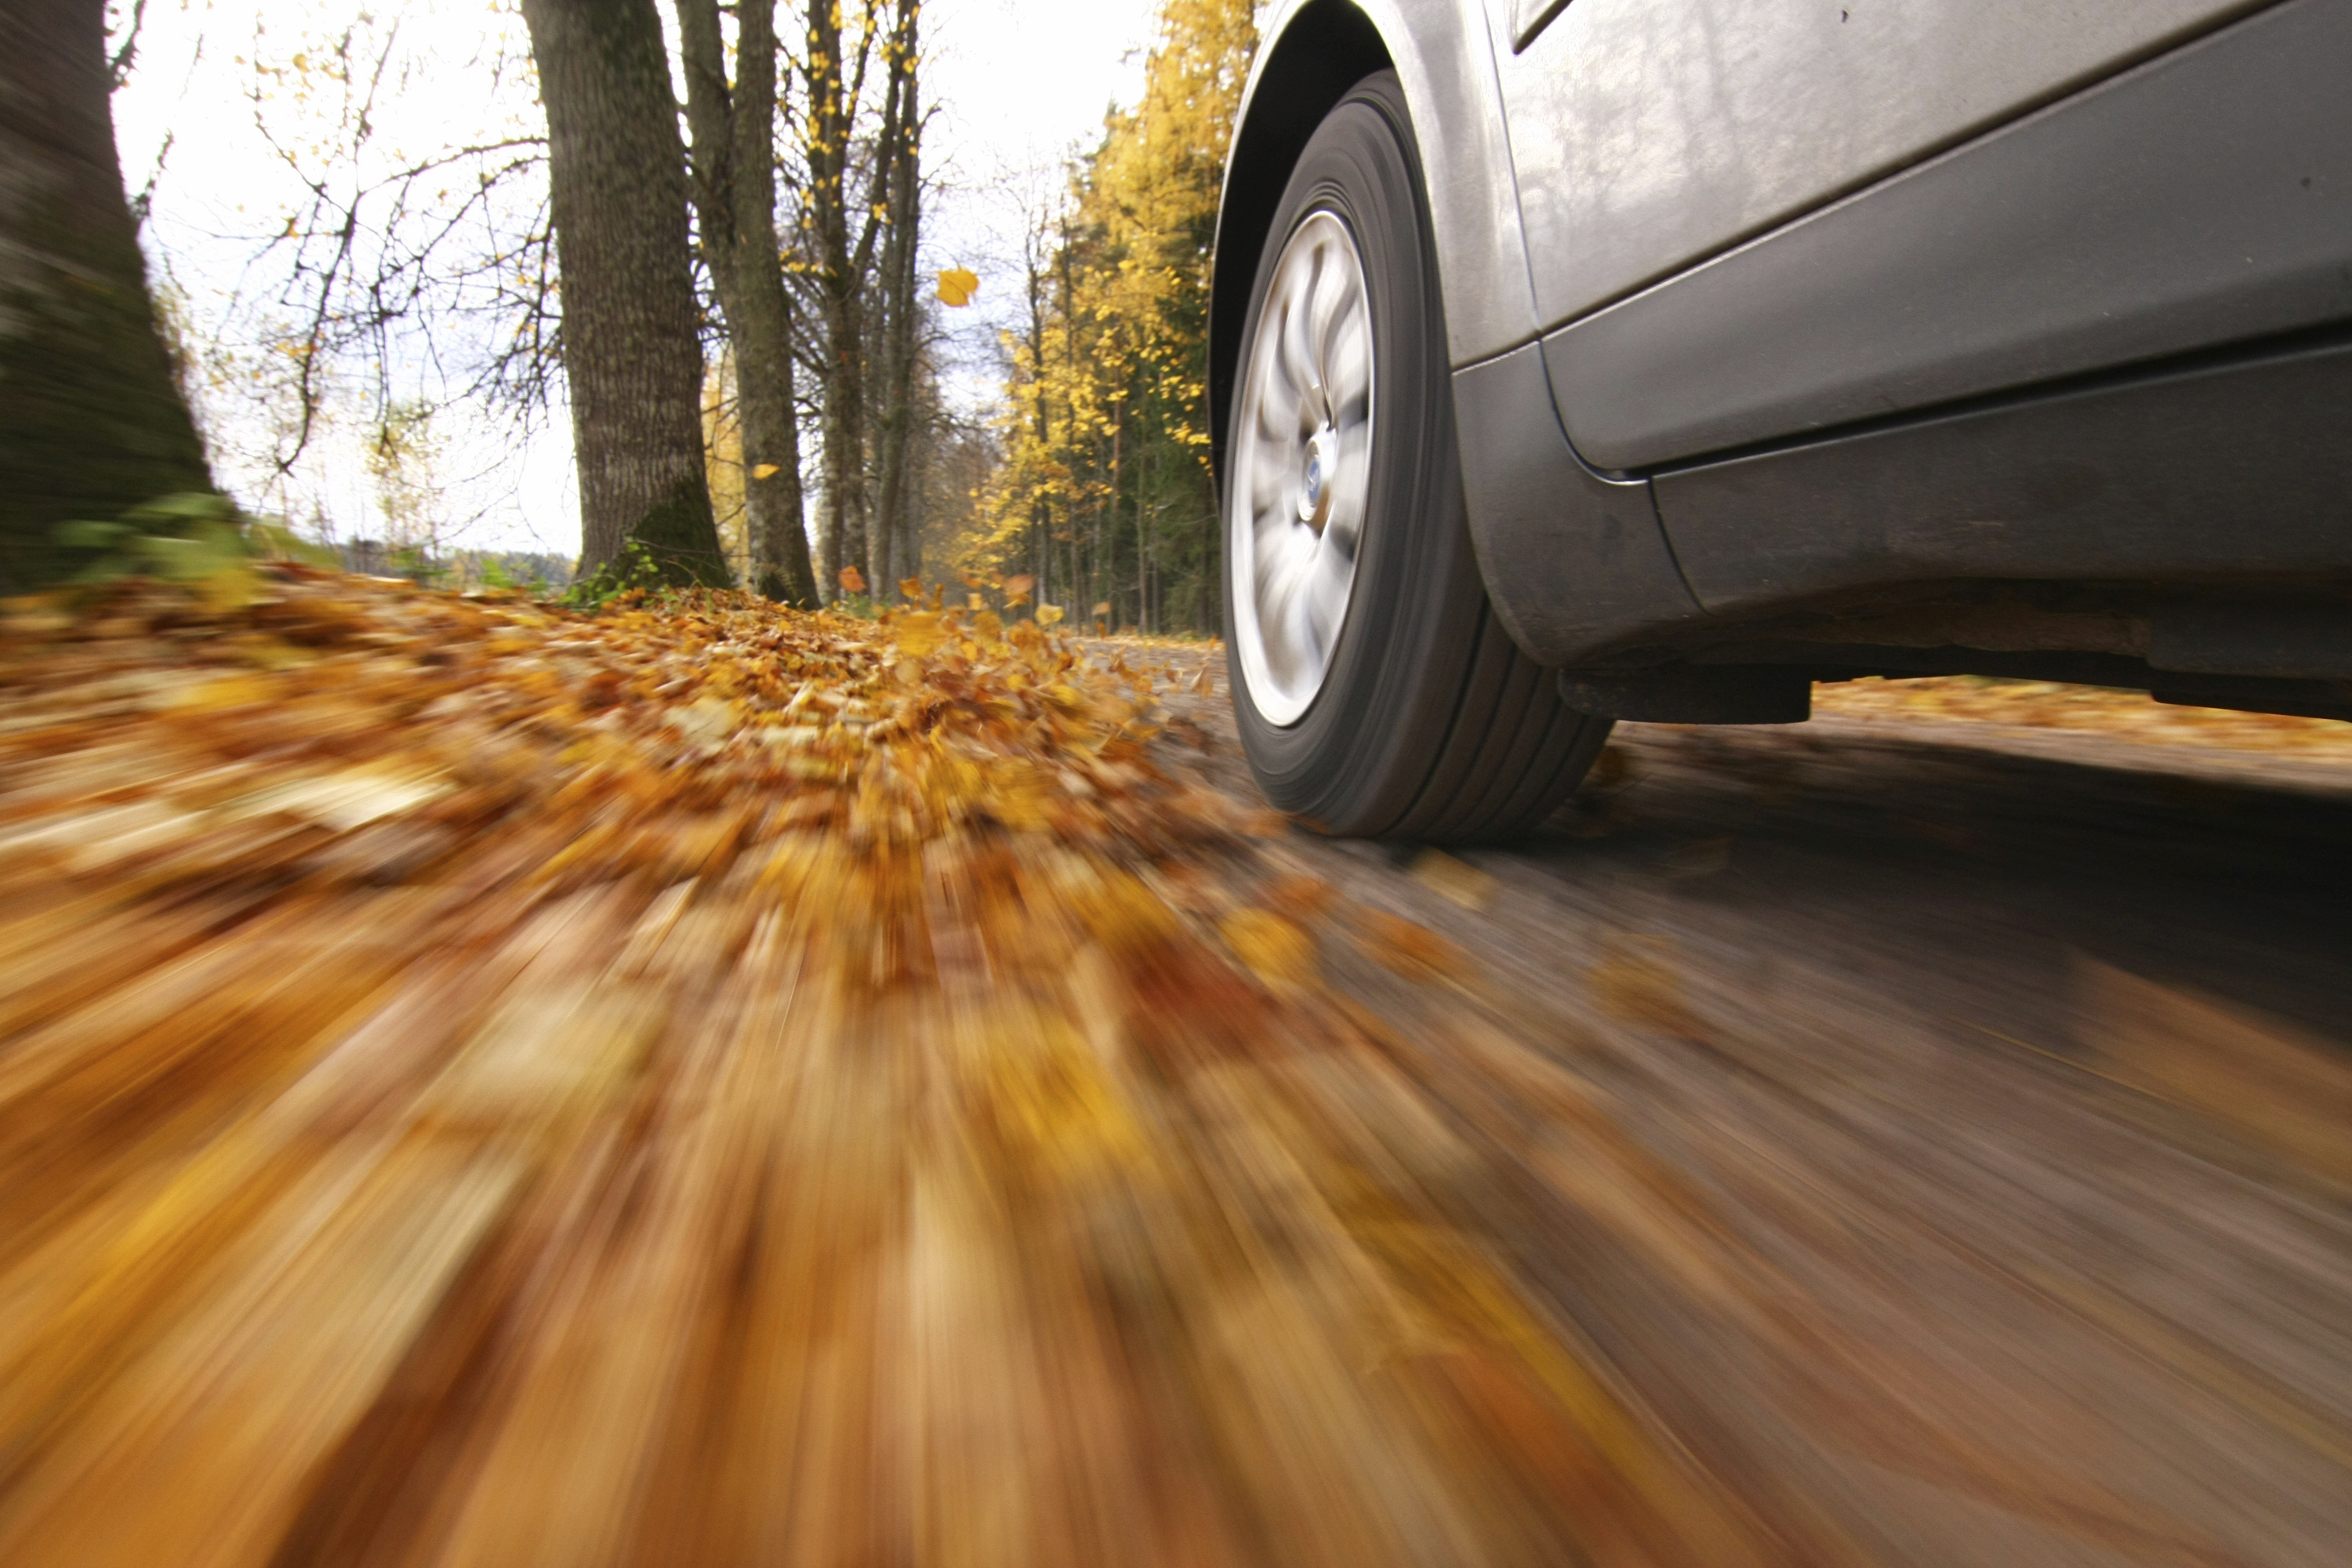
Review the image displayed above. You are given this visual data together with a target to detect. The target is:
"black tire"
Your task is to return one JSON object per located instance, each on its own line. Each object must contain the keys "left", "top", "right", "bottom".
{"left": 1222, "top": 72, "right": 1610, "bottom": 843}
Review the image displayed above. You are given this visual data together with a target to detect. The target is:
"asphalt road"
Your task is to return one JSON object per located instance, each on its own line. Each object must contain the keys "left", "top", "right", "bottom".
{"left": 1148, "top": 659, "right": 2352, "bottom": 1568}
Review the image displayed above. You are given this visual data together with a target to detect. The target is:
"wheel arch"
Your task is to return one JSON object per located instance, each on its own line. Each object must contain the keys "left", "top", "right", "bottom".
{"left": 1211, "top": 1, "right": 1540, "bottom": 491}
{"left": 1210, "top": 2, "right": 1392, "bottom": 490}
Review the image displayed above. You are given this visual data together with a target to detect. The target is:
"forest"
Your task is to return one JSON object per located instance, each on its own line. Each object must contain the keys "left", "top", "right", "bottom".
{"left": 2, "top": 0, "right": 1257, "bottom": 632}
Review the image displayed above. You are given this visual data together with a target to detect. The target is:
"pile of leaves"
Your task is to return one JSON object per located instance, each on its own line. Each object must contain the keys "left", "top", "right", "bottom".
{"left": 0, "top": 572, "right": 1770, "bottom": 1566}
{"left": 1814, "top": 674, "right": 2352, "bottom": 755}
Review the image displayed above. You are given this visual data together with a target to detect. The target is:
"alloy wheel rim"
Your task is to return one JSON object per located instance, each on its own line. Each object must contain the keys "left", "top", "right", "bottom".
{"left": 1229, "top": 209, "right": 1375, "bottom": 728}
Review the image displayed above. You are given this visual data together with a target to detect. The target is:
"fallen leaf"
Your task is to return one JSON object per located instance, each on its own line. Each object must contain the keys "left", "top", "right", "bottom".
{"left": 1410, "top": 848, "right": 1495, "bottom": 910}
{"left": 1221, "top": 908, "right": 1316, "bottom": 989}
{"left": 893, "top": 612, "right": 947, "bottom": 657}
{"left": 1360, "top": 910, "right": 1468, "bottom": 982}
{"left": 1589, "top": 938, "right": 1705, "bottom": 1036}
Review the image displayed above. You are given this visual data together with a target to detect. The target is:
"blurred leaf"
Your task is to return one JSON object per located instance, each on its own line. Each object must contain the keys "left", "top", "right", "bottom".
{"left": 1361, "top": 910, "right": 1467, "bottom": 982}
{"left": 1589, "top": 938, "right": 1704, "bottom": 1036}
{"left": 1410, "top": 849, "right": 1495, "bottom": 910}
{"left": 1221, "top": 908, "right": 1314, "bottom": 989}
{"left": 892, "top": 612, "right": 946, "bottom": 658}
{"left": 937, "top": 267, "right": 979, "bottom": 306}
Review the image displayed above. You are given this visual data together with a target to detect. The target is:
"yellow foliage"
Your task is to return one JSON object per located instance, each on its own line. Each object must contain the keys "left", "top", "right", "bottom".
{"left": 967, "top": 0, "right": 1258, "bottom": 619}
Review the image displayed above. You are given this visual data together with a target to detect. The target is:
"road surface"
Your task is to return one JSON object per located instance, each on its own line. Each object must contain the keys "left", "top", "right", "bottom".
{"left": 2, "top": 586, "right": 2345, "bottom": 1568}
{"left": 1140, "top": 654, "right": 2352, "bottom": 1568}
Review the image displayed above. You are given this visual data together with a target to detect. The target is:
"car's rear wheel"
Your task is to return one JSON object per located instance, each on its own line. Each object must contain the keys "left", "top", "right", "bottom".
{"left": 1223, "top": 71, "right": 1610, "bottom": 841}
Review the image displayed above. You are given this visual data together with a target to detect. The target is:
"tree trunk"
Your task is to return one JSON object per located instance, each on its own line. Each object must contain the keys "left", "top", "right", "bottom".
{"left": 803, "top": 0, "right": 901, "bottom": 603}
{"left": 521, "top": 0, "right": 728, "bottom": 589}
{"left": 804, "top": 0, "right": 853, "bottom": 599}
{"left": 677, "top": 0, "right": 818, "bottom": 607}
{"left": 870, "top": 0, "right": 921, "bottom": 604}
{"left": 0, "top": 0, "right": 214, "bottom": 593}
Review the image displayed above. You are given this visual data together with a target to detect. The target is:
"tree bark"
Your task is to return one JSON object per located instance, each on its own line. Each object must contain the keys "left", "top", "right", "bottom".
{"left": 0, "top": 0, "right": 214, "bottom": 593}
{"left": 869, "top": 0, "right": 921, "bottom": 602}
{"left": 803, "top": 0, "right": 852, "bottom": 599}
{"left": 802, "top": 0, "right": 899, "bottom": 602}
{"left": 521, "top": 0, "right": 728, "bottom": 589}
{"left": 677, "top": 0, "right": 818, "bottom": 607}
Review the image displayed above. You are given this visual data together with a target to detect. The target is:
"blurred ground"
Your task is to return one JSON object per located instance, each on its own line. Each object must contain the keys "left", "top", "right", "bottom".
{"left": 1, "top": 580, "right": 2347, "bottom": 1566}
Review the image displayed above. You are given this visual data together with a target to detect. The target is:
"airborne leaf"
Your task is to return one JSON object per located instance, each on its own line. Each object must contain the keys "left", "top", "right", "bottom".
{"left": 937, "top": 267, "right": 979, "bottom": 306}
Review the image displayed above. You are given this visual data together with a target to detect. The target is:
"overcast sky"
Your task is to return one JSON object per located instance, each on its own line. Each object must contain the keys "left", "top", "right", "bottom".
{"left": 111, "top": 0, "right": 1165, "bottom": 558}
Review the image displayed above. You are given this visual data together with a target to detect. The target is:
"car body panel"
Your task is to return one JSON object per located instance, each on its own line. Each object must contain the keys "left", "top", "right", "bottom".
{"left": 1543, "top": 0, "right": 2352, "bottom": 469}
{"left": 1653, "top": 337, "right": 2352, "bottom": 618}
{"left": 1218, "top": 0, "right": 2352, "bottom": 699}
{"left": 1453, "top": 345, "right": 1706, "bottom": 664}
{"left": 1489, "top": 0, "right": 2275, "bottom": 332}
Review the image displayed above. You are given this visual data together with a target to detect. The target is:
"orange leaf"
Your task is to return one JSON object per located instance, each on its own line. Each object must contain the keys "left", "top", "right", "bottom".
{"left": 838, "top": 566, "right": 867, "bottom": 593}
{"left": 1361, "top": 911, "right": 1468, "bottom": 982}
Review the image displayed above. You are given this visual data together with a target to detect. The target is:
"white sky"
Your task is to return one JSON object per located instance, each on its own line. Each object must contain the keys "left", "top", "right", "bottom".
{"left": 111, "top": 0, "right": 1164, "bottom": 559}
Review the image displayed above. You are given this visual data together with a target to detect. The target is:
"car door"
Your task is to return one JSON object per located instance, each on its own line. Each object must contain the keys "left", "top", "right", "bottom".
{"left": 1484, "top": 0, "right": 2274, "bottom": 375}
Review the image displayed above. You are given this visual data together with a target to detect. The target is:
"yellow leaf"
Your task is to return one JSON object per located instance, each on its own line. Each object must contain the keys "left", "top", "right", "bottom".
{"left": 892, "top": 612, "right": 946, "bottom": 657}
{"left": 1221, "top": 908, "right": 1315, "bottom": 989}
{"left": 750, "top": 463, "right": 781, "bottom": 479}
{"left": 1034, "top": 604, "right": 1065, "bottom": 626}
{"left": 898, "top": 575, "right": 924, "bottom": 602}
{"left": 937, "top": 267, "right": 979, "bottom": 307}
{"left": 1410, "top": 848, "right": 1496, "bottom": 910}
{"left": 1002, "top": 574, "right": 1036, "bottom": 608}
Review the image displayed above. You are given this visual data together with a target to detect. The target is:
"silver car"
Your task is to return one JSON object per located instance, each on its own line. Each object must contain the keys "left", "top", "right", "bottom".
{"left": 1212, "top": 0, "right": 2352, "bottom": 840}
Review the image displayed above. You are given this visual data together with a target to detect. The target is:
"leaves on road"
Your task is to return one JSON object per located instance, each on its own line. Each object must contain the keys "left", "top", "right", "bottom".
{"left": 0, "top": 571, "right": 1766, "bottom": 1566}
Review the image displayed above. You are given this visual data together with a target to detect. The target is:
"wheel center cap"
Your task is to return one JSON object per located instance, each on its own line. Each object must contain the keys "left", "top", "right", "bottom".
{"left": 1299, "top": 428, "right": 1338, "bottom": 532}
